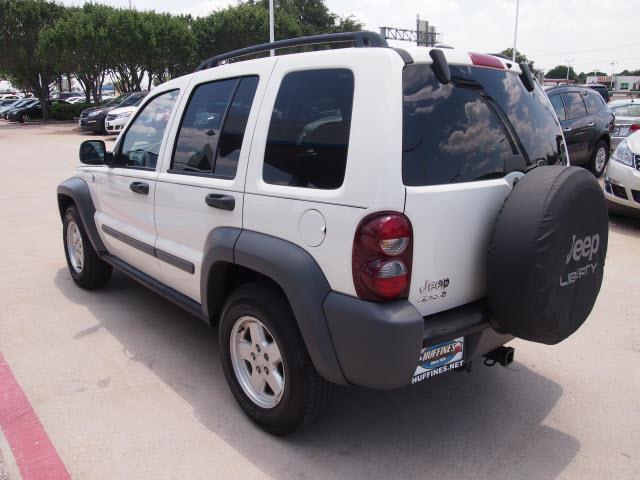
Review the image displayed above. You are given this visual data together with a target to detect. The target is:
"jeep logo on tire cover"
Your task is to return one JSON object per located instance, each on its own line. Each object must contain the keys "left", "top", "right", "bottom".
{"left": 560, "top": 234, "right": 600, "bottom": 287}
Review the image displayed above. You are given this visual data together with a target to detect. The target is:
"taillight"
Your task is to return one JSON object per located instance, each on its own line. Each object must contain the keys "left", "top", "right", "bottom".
{"left": 352, "top": 212, "right": 413, "bottom": 301}
{"left": 469, "top": 52, "right": 504, "bottom": 70}
{"left": 630, "top": 124, "right": 640, "bottom": 133}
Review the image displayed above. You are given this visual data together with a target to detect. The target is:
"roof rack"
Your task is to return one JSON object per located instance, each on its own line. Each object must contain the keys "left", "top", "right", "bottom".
{"left": 195, "top": 31, "right": 388, "bottom": 72}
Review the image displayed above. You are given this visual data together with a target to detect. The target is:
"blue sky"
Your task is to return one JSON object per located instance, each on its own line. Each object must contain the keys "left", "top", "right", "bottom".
{"left": 58, "top": 0, "right": 640, "bottom": 73}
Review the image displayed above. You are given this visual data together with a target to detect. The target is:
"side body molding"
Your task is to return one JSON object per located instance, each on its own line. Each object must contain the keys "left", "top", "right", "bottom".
{"left": 200, "top": 228, "right": 348, "bottom": 385}
{"left": 57, "top": 176, "right": 106, "bottom": 252}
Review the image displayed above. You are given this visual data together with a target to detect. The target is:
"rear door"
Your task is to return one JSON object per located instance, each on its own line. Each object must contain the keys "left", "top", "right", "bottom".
{"left": 153, "top": 60, "right": 272, "bottom": 302}
{"left": 561, "top": 91, "right": 591, "bottom": 163}
{"left": 402, "top": 63, "right": 565, "bottom": 316}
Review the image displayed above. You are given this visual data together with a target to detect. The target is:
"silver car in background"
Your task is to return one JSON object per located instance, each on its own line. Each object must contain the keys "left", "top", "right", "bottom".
{"left": 610, "top": 99, "right": 640, "bottom": 150}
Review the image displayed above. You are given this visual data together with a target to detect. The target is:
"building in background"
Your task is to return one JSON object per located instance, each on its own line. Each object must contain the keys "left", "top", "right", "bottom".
{"left": 586, "top": 75, "right": 640, "bottom": 91}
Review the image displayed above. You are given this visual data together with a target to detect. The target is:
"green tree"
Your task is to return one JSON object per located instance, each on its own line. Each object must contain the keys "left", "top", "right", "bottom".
{"left": 39, "top": 4, "right": 114, "bottom": 103}
{"left": 0, "top": 0, "right": 64, "bottom": 120}
{"left": 498, "top": 48, "right": 538, "bottom": 73}
{"left": 143, "top": 13, "right": 195, "bottom": 86}
{"left": 193, "top": 1, "right": 362, "bottom": 67}
{"left": 545, "top": 65, "right": 578, "bottom": 81}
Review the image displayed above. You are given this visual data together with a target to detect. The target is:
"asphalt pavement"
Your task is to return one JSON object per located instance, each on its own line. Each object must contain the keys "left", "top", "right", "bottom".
{"left": 0, "top": 122, "right": 639, "bottom": 480}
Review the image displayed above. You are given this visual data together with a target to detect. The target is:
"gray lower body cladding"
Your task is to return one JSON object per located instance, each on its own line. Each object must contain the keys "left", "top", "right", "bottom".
{"left": 323, "top": 294, "right": 512, "bottom": 389}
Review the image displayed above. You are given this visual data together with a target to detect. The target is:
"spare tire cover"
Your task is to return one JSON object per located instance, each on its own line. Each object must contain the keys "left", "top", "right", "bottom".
{"left": 487, "top": 166, "right": 608, "bottom": 344}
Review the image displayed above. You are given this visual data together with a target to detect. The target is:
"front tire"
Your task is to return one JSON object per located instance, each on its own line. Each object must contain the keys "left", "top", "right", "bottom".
{"left": 219, "top": 283, "right": 333, "bottom": 435}
{"left": 589, "top": 140, "right": 609, "bottom": 177}
{"left": 63, "top": 206, "right": 112, "bottom": 289}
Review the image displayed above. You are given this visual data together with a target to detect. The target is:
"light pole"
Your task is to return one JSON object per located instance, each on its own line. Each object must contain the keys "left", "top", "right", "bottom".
{"left": 512, "top": 0, "right": 520, "bottom": 62}
{"left": 565, "top": 58, "right": 574, "bottom": 81}
{"left": 269, "top": 0, "right": 275, "bottom": 56}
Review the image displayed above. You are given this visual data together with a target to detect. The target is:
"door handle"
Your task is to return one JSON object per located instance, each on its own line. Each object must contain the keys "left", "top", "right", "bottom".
{"left": 588, "top": 122, "right": 595, "bottom": 127}
{"left": 205, "top": 193, "right": 235, "bottom": 211}
{"left": 563, "top": 127, "right": 572, "bottom": 132}
{"left": 129, "top": 181, "right": 149, "bottom": 195}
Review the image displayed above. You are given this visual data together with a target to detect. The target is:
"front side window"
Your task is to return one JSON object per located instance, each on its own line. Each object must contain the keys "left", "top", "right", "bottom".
{"left": 171, "top": 76, "right": 258, "bottom": 177}
{"left": 263, "top": 69, "right": 354, "bottom": 189}
{"left": 549, "top": 94, "right": 566, "bottom": 120}
{"left": 562, "top": 92, "right": 588, "bottom": 119}
{"left": 117, "top": 89, "right": 179, "bottom": 169}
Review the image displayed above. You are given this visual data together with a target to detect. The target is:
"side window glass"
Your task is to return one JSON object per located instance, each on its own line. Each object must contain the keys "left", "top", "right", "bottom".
{"left": 171, "top": 79, "right": 239, "bottom": 174}
{"left": 562, "top": 92, "right": 588, "bottom": 119}
{"left": 214, "top": 76, "right": 259, "bottom": 177}
{"left": 118, "top": 90, "right": 179, "bottom": 169}
{"left": 549, "top": 95, "right": 566, "bottom": 121}
{"left": 263, "top": 69, "right": 354, "bottom": 189}
{"left": 583, "top": 91, "right": 604, "bottom": 114}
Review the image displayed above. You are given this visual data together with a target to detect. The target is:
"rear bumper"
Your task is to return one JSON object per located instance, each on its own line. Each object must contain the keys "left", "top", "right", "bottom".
{"left": 323, "top": 293, "right": 512, "bottom": 389}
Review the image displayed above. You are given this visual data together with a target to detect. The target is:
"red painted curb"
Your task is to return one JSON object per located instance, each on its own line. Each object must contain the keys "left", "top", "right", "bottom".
{"left": 0, "top": 352, "right": 71, "bottom": 480}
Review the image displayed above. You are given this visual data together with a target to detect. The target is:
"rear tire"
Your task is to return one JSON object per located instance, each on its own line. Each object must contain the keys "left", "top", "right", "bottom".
{"left": 219, "top": 282, "right": 333, "bottom": 435}
{"left": 63, "top": 206, "right": 112, "bottom": 289}
{"left": 589, "top": 140, "right": 609, "bottom": 177}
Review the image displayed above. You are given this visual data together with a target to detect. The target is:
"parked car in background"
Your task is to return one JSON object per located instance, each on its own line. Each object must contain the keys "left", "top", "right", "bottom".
{"left": 608, "top": 99, "right": 640, "bottom": 150}
{"left": 2, "top": 98, "right": 38, "bottom": 120}
{"left": 604, "top": 130, "right": 640, "bottom": 217}
{"left": 547, "top": 85, "right": 614, "bottom": 176}
{"left": 580, "top": 83, "right": 610, "bottom": 103}
{"left": 51, "top": 91, "right": 84, "bottom": 100}
{"left": 104, "top": 96, "right": 146, "bottom": 135}
{"left": 0, "top": 94, "right": 20, "bottom": 100}
{"left": 66, "top": 96, "right": 87, "bottom": 104}
{"left": 7, "top": 99, "right": 70, "bottom": 123}
{"left": 78, "top": 92, "right": 147, "bottom": 133}
{"left": 0, "top": 99, "right": 20, "bottom": 114}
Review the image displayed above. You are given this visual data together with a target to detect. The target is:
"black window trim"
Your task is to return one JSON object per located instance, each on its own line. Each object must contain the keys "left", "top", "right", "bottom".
{"left": 114, "top": 88, "right": 180, "bottom": 172}
{"left": 167, "top": 75, "right": 258, "bottom": 180}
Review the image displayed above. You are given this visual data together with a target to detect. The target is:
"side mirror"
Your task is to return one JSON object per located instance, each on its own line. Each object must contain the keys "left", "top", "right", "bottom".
{"left": 79, "top": 140, "right": 111, "bottom": 165}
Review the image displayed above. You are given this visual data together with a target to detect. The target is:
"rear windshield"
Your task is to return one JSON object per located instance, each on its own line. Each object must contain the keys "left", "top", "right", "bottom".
{"left": 403, "top": 64, "right": 564, "bottom": 186}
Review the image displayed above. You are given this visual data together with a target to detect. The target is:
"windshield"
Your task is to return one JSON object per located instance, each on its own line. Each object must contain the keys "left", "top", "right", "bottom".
{"left": 102, "top": 95, "right": 126, "bottom": 107}
{"left": 121, "top": 94, "right": 145, "bottom": 107}
{"left": 611, "top": 104, "right": 640, "bottom": 117}
{"left": 0, "top": 100, "right": 18, "bottom": 106}
{"left": 403, "top": 64, "right": 564, "bottom": 186}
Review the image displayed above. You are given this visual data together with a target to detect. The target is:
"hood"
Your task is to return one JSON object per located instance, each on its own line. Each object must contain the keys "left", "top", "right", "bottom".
{"left": 614, "top": 115, "right": 639, "bottom": 125}
{"left": 81, "top": 105, "right": 112, "bottom": 115}
{"left": 108, "top": 105, "right": 137, "bottom": 116}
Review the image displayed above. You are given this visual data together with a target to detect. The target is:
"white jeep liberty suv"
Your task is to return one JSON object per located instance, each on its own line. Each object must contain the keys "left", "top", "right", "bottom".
{"left": 58, "top": 32, "right": 609, "bottom": 434}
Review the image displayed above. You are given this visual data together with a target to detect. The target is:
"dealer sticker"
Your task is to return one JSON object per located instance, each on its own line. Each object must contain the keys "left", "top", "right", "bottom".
{"left": 412, "top": 337, "right": 464, "bottom": 384}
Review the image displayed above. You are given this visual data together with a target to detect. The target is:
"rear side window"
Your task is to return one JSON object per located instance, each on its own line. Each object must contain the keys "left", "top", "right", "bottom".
{"left": 549, "top": 95, "right": 566, "bottom": 120}
{"left": 172, "top": 76, "right": 258, "bottom": 178}
{"left": 562, "top": 92, "right": 588, "bottom": 119}
{"left": 263, "top": 69, "right": 354, "bottom": 189}
{"left": 583, "top": 91, "right": 604, "bottom": 114}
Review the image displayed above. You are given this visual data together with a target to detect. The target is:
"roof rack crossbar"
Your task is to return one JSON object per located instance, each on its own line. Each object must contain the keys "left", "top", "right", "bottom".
{"left": 195, "top": 31, "right": 388, "bottom": 72}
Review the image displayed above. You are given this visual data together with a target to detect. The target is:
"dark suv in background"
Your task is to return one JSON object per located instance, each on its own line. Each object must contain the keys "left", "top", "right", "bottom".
{"left": 79, "top": 92, "right": 147, "bottom": 134}
{"left": 581, "top": 83, "right": 610, "bottom": 103}
{"left": 547, "top": 85, "right": 614, "bottom": 176}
